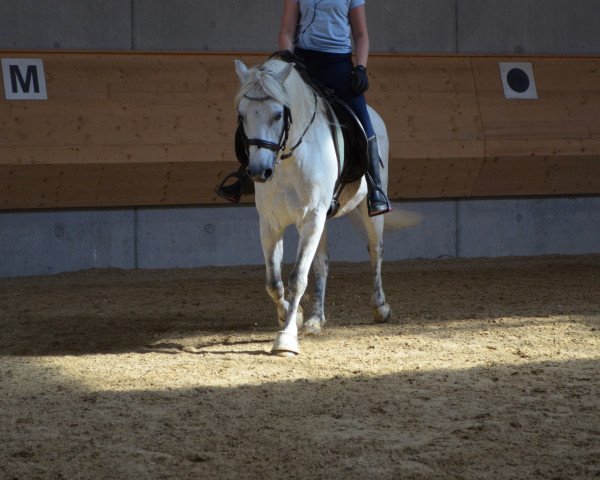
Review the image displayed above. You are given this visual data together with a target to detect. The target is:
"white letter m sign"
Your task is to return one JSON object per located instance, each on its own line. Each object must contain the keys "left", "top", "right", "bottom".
{"left": 2, "top": 58, "right": 48, "bottom": 100}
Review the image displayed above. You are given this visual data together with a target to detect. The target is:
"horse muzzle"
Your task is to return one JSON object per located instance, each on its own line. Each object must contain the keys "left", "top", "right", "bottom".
{"left": 244, "top": 138, "right": 280, "bottom": 183}
{"left": 246, "top": 164, "right": 274, "bottom": 183}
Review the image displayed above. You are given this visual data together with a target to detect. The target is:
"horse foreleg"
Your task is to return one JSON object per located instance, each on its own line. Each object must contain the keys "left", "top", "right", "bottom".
{"left": 358, "top": 204, "right": 391, "bottom": 323}
{"left": 260, "top": 221, "right": 289, "bottom": 327}
{"left": 305, "top": 228, "right": 328, "bottom": 334}
{"left": 272, "top": 215, "right": 326, "bottom": 356}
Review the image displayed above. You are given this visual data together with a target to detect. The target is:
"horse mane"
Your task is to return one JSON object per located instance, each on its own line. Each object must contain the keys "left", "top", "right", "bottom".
{"left": 235, "top": 58, "right": 319, "bottom": 128}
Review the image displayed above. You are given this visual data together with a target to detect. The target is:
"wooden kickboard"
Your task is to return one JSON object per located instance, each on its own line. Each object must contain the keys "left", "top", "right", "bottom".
{"left": 1, "top": 52, "right": 599, "bottom": 209}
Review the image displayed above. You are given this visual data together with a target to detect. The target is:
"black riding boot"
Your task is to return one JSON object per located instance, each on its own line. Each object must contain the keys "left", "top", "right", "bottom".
{"left": 365, "top": 136, "right": 391, "bottom": 217}
{"left": 216, "top": 165, "right": 255, "bottom": 203}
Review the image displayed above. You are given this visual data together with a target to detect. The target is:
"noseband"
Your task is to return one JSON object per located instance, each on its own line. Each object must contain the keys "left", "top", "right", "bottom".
{"left": 241, "top": 91, "right": 318, "bottom": 162}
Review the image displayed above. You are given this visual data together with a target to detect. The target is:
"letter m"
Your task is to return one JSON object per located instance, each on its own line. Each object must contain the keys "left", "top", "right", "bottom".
{"left": 9, "top": 65, "right": 40, "bottom": 93}
{"left": 2, "top": 58, "right": 47, "bottom": 100}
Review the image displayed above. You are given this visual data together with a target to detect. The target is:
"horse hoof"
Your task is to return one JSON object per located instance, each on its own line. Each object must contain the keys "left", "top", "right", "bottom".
{"left": 274, "top": 351, "right": 297, "bottom": 358}
{"left": 271, "top": 331, "right": 299, "bottom": 356}
{"left": 374, "top": 303, "right": 391, "bottom": 323}
{"left": 304, "top": 318, "right": 322, "bottom": 335}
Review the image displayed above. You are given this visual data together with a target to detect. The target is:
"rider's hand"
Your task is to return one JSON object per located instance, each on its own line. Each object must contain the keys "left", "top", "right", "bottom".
{"left": 271, "top": 50, "right": 307, "bottom": 72}
{"left": 277, "top": 50, "right": 296, "bottom": 63}
{"left": 351, "top": 65, "right": 369, "bottom": 95}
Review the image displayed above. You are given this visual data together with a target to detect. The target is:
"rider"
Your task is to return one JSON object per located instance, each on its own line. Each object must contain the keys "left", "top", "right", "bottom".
{"left": 217, "top": 0, "right": 391, "bottom": 217}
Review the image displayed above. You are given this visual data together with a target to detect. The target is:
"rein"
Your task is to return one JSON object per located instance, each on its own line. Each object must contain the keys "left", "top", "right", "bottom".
{"left": 241, "top": 90, "right": 318, "bottom": 162}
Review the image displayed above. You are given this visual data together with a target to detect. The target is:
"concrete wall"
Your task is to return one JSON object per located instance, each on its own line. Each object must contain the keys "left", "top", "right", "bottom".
{"left": 2, "top": 0, "right": 600, "bottom": 54}
{"left": 2, "top": 197, "right": 600, "bottom": 278}
{"left": 1, "top": 1, "right": 600, "bottom": 277}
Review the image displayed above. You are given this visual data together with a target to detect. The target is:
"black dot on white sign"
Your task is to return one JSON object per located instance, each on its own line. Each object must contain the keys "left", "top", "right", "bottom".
{"left": 506, "top": 68, "right": 530, "bottom": 93}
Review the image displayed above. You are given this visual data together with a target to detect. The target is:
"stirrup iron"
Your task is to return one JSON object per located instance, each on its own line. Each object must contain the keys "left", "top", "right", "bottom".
{"left": 216, "top": 172, "right": 243, "bottom": 203}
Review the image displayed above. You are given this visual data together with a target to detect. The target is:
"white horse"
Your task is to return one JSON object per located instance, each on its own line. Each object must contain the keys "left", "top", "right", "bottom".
{"left": 234, "top": 58, "right": 419, "bottom": 356}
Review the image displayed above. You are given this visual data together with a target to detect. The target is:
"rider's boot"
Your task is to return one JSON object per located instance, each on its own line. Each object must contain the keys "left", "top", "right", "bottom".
{"left": 216, "top": 164, "right": 255, "bottom": 203}
{"left": 365, "top": 136, "right": 392, "bottom": 217}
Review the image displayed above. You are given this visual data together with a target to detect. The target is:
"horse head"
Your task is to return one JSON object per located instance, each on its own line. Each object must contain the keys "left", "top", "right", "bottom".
{"left": 234, "top": 59, "right": 295, "bottom": 183}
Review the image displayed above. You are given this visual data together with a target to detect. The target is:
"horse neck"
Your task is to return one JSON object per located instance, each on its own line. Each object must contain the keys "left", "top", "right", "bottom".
{"left": 285, "top": 76, "right": 326, "bottom": 153}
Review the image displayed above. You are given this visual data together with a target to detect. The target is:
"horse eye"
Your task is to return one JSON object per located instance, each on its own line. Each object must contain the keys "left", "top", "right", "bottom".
{"left": 273, "top": 112, "right": 283, "bottom": 122}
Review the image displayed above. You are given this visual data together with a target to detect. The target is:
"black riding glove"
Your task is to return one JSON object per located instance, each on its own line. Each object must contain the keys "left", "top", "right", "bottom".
{"left": 351, "top": 65, "right": 369, "bottom": 95}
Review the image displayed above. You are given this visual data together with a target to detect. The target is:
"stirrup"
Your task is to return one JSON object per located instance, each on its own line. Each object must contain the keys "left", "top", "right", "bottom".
{"left": 216, "top": 172, "right": 243, "bottom": 203}
{"left": 367, "top": 186, "right": 392, "bottom": 217}
{"left": 365, "top": 172, "right": 391, "bottom": 217}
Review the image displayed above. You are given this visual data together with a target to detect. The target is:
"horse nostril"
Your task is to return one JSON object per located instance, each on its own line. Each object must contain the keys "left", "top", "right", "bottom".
{"left": 264, "top": 169, "right": 273, "bottom": 181}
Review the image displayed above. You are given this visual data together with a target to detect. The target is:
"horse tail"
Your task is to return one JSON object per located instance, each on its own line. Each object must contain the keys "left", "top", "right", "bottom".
{"left": 383, "top": 204, "right": 422, "bottom": 230}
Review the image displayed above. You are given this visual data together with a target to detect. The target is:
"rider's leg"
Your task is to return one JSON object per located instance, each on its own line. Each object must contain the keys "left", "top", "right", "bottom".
{"left": 216, "top": 124, "right": 254, "bottom": 203}
{"left": 340, "top": 93, "right": 391, "bottom": 216}
{"left": 364, "top": 134, "right": 391, "bottom": 217}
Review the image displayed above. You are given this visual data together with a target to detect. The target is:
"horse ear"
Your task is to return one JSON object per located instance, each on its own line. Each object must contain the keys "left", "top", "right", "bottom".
{"left": 234, "top": 60, "right": 249, "bottom": 82}
{"left": 273, "top": 63, "right": 294, "bottom": 85}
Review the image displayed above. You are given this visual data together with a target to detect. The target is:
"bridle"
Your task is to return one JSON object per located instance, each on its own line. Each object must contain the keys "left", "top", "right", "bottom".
{"left": 240, "top": 90, "right": 318, "bottom": 162}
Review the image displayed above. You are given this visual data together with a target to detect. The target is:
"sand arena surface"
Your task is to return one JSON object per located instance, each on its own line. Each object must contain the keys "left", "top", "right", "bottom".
{"left": 1, "top": 255, "right": 599, "bottom": 479}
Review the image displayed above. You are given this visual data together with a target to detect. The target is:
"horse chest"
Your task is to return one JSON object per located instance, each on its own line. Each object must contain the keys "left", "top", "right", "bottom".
{"left": 255, "top": 179, "right": 323, "bottom": 225}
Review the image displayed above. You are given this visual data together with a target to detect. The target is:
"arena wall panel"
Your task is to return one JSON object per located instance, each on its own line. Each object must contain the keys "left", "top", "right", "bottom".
{"left": 1, "top": 52, "right": 599, "bottom": 210}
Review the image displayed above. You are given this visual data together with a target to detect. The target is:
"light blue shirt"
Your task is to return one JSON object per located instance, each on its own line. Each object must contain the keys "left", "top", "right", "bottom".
{"left": 294, "top": 0, "right": 366, "bottom": 54}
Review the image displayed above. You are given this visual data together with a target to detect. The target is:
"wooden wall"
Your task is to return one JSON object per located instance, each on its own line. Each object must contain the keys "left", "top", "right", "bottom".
{"left": 368, "top": 55, "right": 600, "bottom": 199}
{"left": 1, "top": 52, "right": 599, "bottom": 210}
